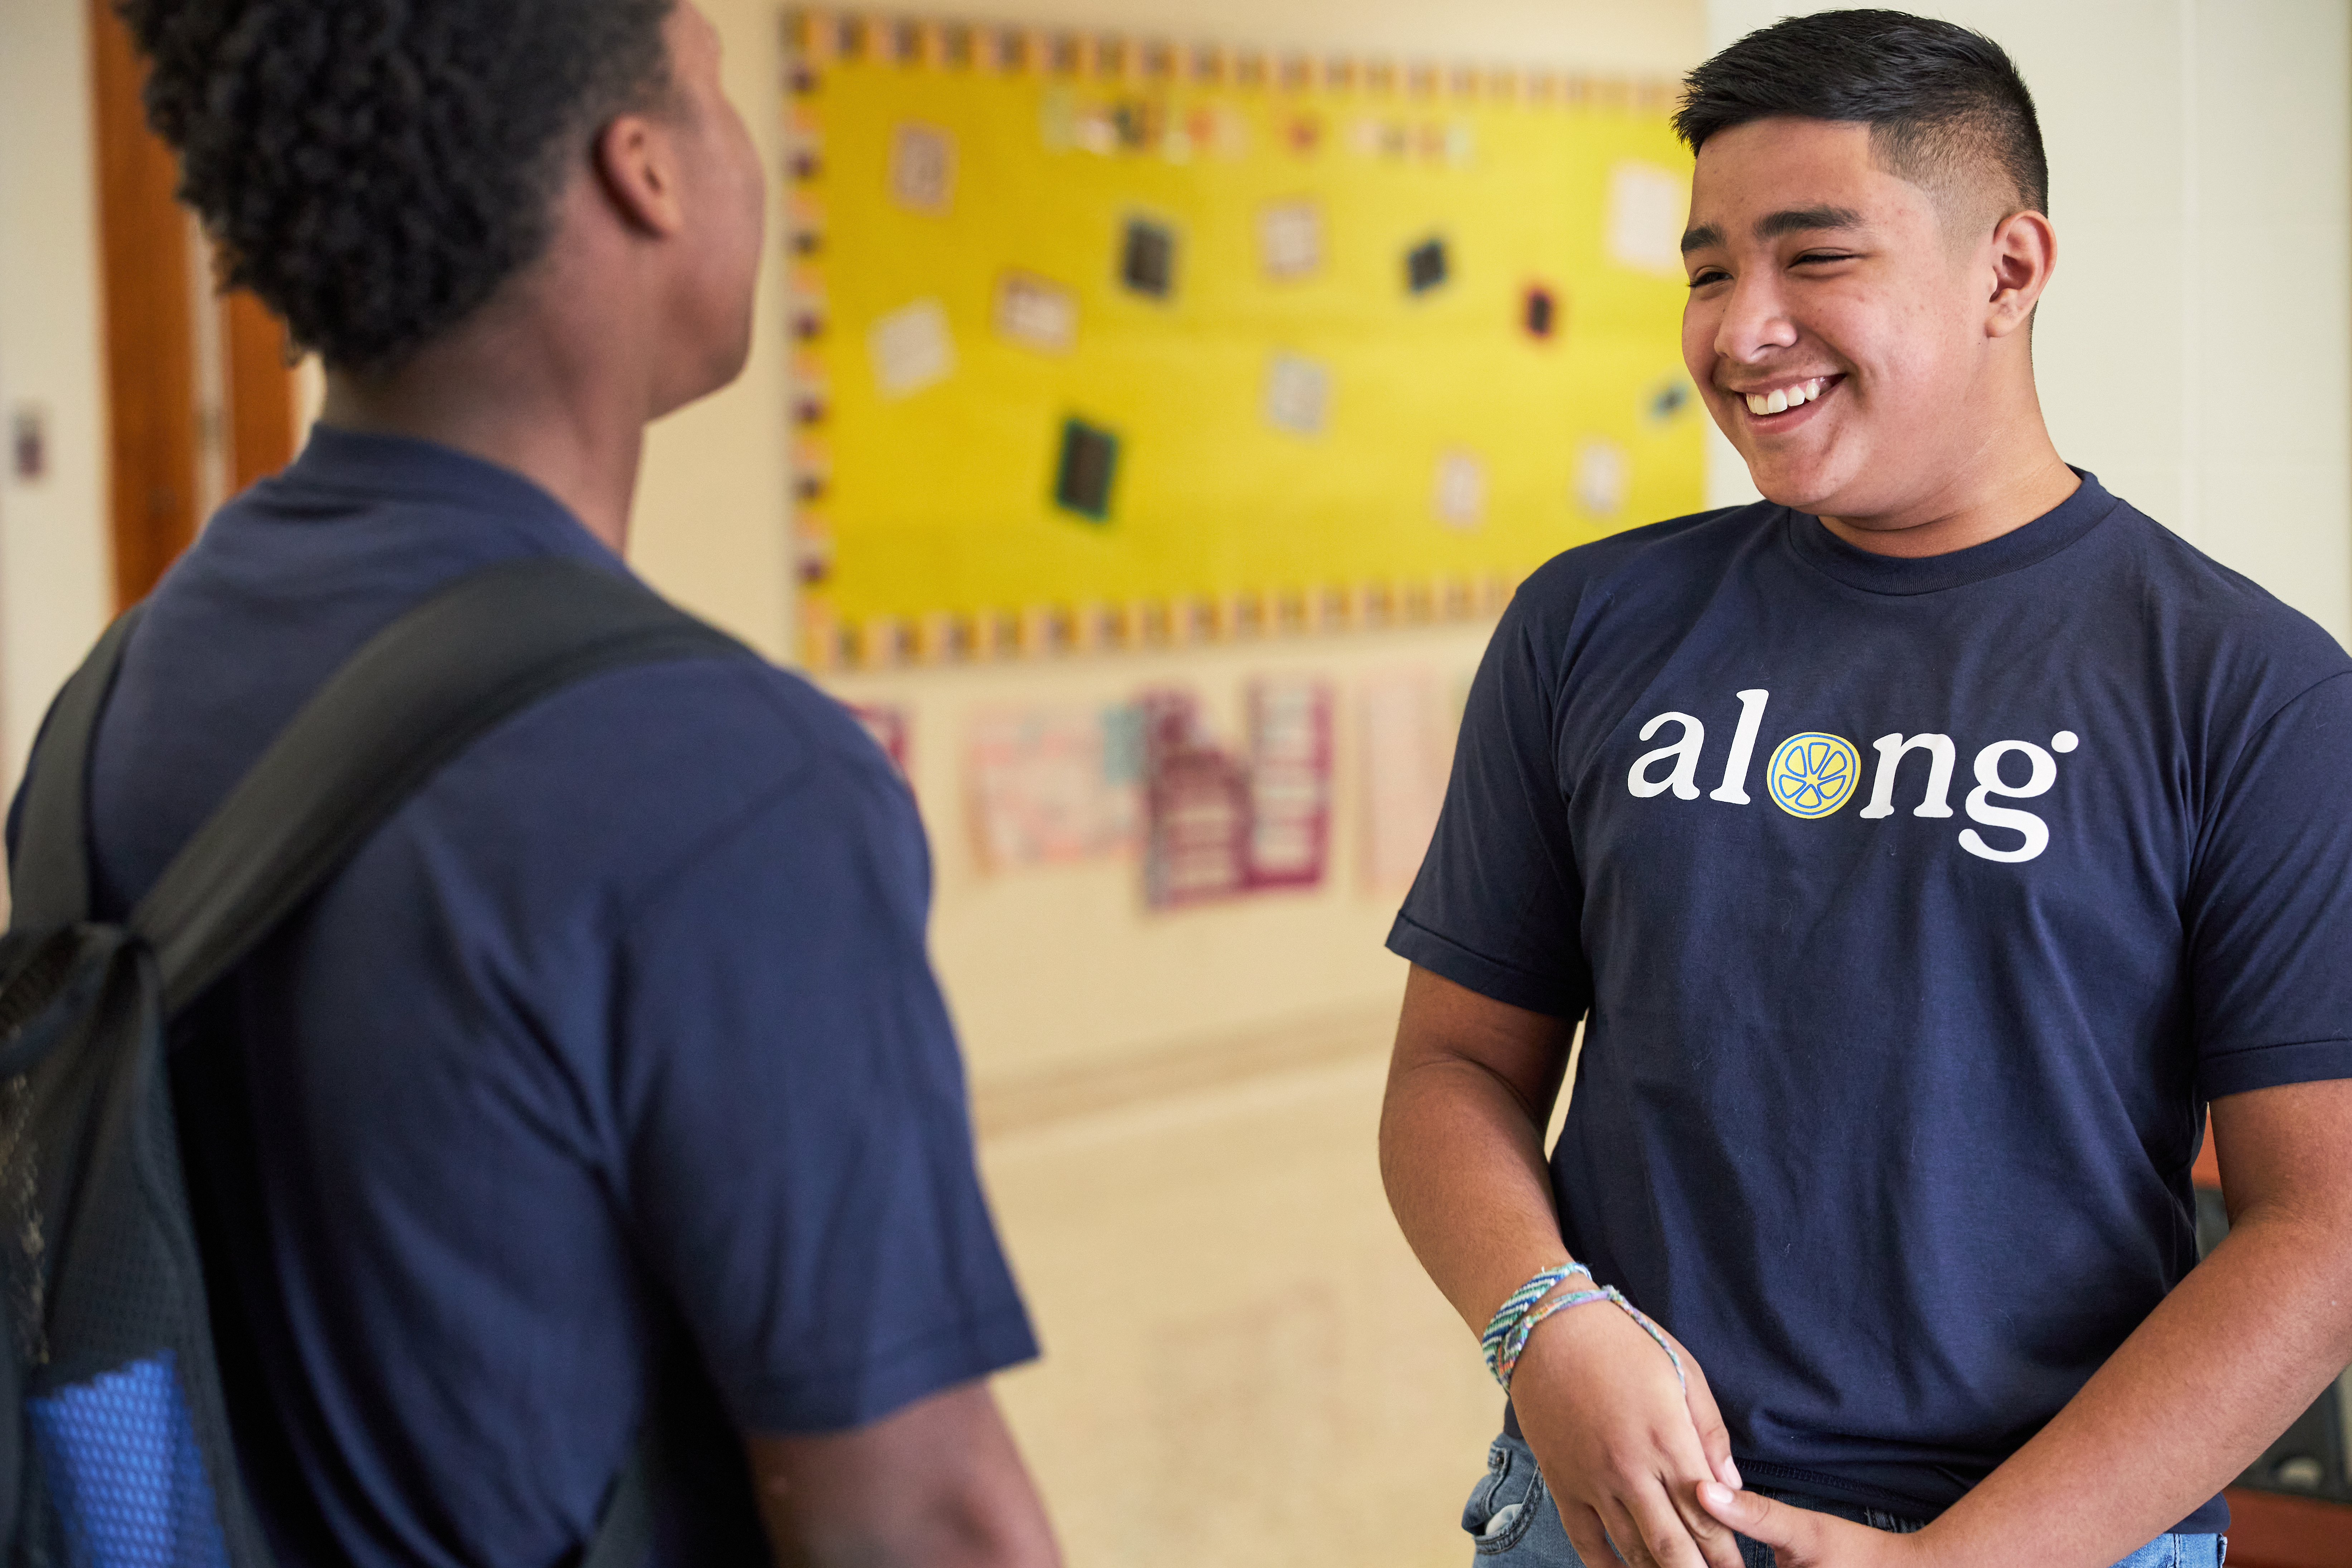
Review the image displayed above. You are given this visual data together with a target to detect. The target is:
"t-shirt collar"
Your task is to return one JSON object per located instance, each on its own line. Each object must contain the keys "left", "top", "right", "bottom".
{"left": 267, "top": 423, "right": 620, "bottom": 565}
{"left": 1783, "top": 468, "right": 2121, "bottom": 596}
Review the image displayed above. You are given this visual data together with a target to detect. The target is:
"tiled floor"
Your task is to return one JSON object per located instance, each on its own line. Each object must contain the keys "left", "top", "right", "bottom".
{"left": 978, "top": 1014, "right": 1500, "bottom": 1566}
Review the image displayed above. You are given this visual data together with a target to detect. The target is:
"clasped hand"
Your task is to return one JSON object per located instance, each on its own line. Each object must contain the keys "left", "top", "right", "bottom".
{"left": 1510, "top": 1304, "right": 1935, "bottom": 1568}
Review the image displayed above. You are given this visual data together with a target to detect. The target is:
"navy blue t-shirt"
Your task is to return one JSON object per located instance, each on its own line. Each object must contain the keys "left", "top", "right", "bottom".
{"left": 1390, "top": 472, "right": 2352, "bottom": 1532}
{"left": 30, "top": 428, "right": 1037, "bottom": 1566}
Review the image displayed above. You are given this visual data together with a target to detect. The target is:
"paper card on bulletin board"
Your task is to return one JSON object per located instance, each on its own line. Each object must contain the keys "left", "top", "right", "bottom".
{"left": 787, "top": 14, "right": 1705, "bottom": 665}
{"left": 966, "top": 703, "right": 1139, "bottom": 870}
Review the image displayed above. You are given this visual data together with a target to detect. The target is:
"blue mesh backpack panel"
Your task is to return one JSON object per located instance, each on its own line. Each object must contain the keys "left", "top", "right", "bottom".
{"left": 0, "top": 560, "right": 746, "bottom": 1568}
{"left": 26, "top": 1353, "right": 227, "bottom": 1568}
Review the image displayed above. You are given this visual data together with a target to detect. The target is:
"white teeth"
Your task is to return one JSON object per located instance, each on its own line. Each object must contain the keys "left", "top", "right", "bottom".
{"left": 1743, "top": 378, "right": 1830, "bottom": 416}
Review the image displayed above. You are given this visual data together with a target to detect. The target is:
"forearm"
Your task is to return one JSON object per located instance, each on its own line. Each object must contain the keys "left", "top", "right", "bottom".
{"left": 1379, "top": 1052, "right": 1572, "bottom": 1334}
{"left": 761, "top": 1489, "right": 1049, "bottom": 1568}
{"left": 748, "top": 1382, "right": 1060, "bottom": 1568}
{"left": 1918, "top": 1205, "right": 2352, "bottom": 1568}
{"left": 1386, "top": 972, "right": 1749, "bottom": 1568}
{"left": 763, "top": 1492, "right": 1048, "bottom": 1568}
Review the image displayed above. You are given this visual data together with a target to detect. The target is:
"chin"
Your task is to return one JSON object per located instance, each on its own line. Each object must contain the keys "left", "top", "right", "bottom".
{"left": 1755, "top": 481, "right": 1837, "bottom": 514}
{"left": 654, "top": 340, "right": 756, "bottom": 421}
{"left": 1743, "top": 464, "right": 1830, "bottom": 514}
{"left": 711, "top": 316, "right": 756, "bottom": 388}
{"left": 712, "top": 338, "right": 753, "bottom": 394}
{"left": 1741, "top": 451, "right": 1867, "bottom": 518}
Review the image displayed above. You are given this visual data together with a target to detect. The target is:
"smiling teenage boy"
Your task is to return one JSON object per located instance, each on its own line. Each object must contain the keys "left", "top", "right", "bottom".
{"left": 1381, "top": 12, "right": 2352, "bottom": 1568}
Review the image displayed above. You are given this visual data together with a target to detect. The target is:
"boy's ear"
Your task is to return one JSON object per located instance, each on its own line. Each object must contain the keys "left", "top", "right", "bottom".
{"left": 1984, "top": 208, "right": 2055, "bottom": 339}
{"left": 593, "top": 112, "right": 686, "bottom": 238}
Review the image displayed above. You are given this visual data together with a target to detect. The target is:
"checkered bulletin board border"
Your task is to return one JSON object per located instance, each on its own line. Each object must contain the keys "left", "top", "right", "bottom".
{"left": 786, "top": 11, "right": 1704, "bottom": 668}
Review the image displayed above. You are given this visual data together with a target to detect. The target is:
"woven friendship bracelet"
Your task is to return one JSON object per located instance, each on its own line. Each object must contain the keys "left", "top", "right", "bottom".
{"left": 1480, "top": 1262, "right": 1591, "bottom": 1387}
{"left": 1483, "top": 1267, "right": 1687, "bottom": 1396}
{"left": 1494, "top": 1287, "right": 1608, "bottom": 1388}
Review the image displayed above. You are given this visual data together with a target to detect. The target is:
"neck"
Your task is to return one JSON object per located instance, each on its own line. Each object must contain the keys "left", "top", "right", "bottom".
{"left": 318, "top": 271, "right": 650, "bottom": 555}
{"left": 1815, "top": 368, "right": 2079, "bottom": 559}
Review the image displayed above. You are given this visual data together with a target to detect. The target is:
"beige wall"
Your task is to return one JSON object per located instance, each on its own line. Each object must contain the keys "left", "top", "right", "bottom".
{"left": 0, "top": 0, "right": 114, "bottom": 788}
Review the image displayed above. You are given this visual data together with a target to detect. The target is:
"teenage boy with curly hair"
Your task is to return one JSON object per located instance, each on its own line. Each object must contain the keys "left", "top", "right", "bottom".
{"left": 54, "top": 4, "right": 1059, "bottom": 1564}
{"left": 1382, "top": 13, "right": 2352, "bottom": 1568}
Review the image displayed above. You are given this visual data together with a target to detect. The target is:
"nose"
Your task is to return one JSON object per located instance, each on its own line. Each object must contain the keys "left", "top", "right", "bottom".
{"left": 1713, "top": 269, "right": 1799, "bottom": 366}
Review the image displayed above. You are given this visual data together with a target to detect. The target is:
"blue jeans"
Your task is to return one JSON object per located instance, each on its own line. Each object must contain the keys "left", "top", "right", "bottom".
{"left": 1463, "top": 1433, "right": 2225, "bottom": 1568}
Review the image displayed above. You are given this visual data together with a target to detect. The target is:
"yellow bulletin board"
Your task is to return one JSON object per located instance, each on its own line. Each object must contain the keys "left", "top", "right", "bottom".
{"left": 786, "top": 13, "right": 1704, "bottom": 667}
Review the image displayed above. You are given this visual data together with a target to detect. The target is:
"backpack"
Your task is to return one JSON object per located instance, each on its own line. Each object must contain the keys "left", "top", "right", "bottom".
{"left": 0, "top": 558, "right": 747, "bottom": 1568}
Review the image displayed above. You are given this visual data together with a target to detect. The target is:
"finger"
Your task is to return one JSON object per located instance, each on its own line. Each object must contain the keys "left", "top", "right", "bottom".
{"left": 1671, "top": 1341, "right": 1742, "bottom": 1490}
{"left": 1699, "top": 1482, "right": 1816, "bottom": 1556}
{"left": 1666, "top": 1476, "right": 1747, "bottom": 1568}
{"left": 1563, "top": 1503, "right": 1624, "bottom": 1568}
{"left": 1625, "top": 1481, "right": 1717, "bottom": 1568}
{"left": 1598, "top": 1495, "right": 1666, "bottom": 1568}
{"left": 1648, "top": 1426, "right": 1745, "bottom": 1568}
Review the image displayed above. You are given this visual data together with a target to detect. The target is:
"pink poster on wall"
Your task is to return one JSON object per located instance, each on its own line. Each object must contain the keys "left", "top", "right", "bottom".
{"left": 1140, "top": 678, "right": 1334, "bottom": 909}
{"left": 1140, "top": 689, "right": 1251, "bottom": 908}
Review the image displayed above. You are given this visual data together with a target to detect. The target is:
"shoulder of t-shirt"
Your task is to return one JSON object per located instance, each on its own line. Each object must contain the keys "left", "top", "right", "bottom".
{"left": 1512, "top": 503, "right": 1774, "bottom": 615}
{"left": 1488, "top": 502, "right": 1778, "bottom": 679}
{"left": 406, "top": 646, "right": 923, "bottom": 928}
{"left": 538, "top": 650, "right": 904, "bottom": 821}
{"left": 162, "top": 513, "right": 917, "bottom": 886}
{"left": 129, "top": 465, "right": 928, "bottom": 927}
{"left": 2087, "top": 496, "right": 2352, "bottom": 698}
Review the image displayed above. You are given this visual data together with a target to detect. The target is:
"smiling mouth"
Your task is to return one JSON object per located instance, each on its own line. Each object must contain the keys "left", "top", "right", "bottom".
{"left": 1732, "top": 375, "right": 1842, "bottom": 418}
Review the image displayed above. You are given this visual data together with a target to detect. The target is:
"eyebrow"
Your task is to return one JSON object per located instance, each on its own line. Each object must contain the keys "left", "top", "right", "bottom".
{"left": 1679, "top": 205, "right": 1869, "bottom": 254}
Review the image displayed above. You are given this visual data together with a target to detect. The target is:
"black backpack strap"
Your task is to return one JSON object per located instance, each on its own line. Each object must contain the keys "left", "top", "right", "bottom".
{"left": 18, "top": 557, "right": 710, "bottom": 1568}
{"left": 129, "top": 557, "right": 747, "bottom": 1015}
{"left": 7, "top": 605, "right": 145, "bottom": 932}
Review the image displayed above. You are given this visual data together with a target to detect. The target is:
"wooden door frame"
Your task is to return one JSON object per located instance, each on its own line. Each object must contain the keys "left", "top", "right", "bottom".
{"left": 87, "top": 0, "right": 297, "bottom": 611}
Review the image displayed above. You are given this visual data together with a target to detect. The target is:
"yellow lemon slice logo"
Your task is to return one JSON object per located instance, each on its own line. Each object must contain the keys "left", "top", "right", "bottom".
{"left": 1766, "top": 733, "right": 1860, "bottom": 819}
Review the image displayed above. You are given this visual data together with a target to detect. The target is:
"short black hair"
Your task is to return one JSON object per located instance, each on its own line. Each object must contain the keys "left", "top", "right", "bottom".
{"left": 120, "top": 0, "right": 677, "bottom": 374}
{"left": 1674, "top": 9, "right": 2047, "bottom": 220}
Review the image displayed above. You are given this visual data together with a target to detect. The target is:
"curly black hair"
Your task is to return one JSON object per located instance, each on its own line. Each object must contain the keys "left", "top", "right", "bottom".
{"left": 119, "top": 0, "right": 676, "bottom": 373}
{"left": 1674, "top": 10, "right": 2047, "bottom": 220}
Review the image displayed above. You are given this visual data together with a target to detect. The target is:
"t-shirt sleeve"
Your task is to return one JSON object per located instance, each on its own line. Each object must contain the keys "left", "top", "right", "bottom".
{"left": 609, "top": 737, "right": 1036, "bottom": 1434}
{"left": 1387, "top": 585, "right": 1592, "bottom": 1018}
{"left": 2189, "top": 670, "right": 2352, "bottom": 1097}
